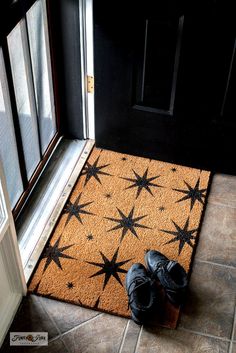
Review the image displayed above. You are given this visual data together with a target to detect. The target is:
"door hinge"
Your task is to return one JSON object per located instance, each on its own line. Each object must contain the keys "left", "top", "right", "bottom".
{"left": 87, "top": 75, "right": 94, "bottom": 93}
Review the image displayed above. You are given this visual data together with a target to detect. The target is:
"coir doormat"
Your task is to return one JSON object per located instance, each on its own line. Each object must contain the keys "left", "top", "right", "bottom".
{"left": 28, "top": 148, "right": 210, "bottom": 328}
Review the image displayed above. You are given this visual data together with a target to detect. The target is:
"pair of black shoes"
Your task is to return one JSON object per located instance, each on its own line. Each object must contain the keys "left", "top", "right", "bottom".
{"left": 125, "top": 250, "right": 188, "bottom": 325}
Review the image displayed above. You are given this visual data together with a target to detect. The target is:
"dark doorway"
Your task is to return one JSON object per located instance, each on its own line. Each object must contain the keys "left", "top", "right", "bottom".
{"left": 94, "top": 0, "right": 236, "bottom": 174}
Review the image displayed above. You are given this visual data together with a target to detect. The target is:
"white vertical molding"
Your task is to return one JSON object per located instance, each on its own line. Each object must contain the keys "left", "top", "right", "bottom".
{"left": 0, "top": 242, "right": 22, "bottom": 347}
{"left": 79, "top": 0, "right": 88, "bottom": 139}
{"left": 85, "top": 0, "right": 95, "bottom": 139}
{"left": 0, "top": 157, "right": 26, "bottom": 346}
{"left": 0, "top": 161, "right": 26, "bottom": 295}
{"left": 0, "top": 52, "right": 27, "bottom": 341}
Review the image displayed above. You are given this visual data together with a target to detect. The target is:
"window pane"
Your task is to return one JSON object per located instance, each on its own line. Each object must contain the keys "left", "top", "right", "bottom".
{"left": 7, "top": 21, "right": 41, "bottom": 179}
{"left": 0, "top": 49, "right": 24, "bottom": 208}
{"left": 27, "top": 0, "right": 57, "bottom": 154}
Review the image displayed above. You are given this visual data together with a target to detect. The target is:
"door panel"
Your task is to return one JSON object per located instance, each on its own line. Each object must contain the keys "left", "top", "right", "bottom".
{"left": 94, "top": 0, "right": 236, "bottom": 174}
{"left": 133, "top": 16, "right": 183, "bottom": 115}
{"left": 0, "top": 160, "right": 26, "bottom": 346}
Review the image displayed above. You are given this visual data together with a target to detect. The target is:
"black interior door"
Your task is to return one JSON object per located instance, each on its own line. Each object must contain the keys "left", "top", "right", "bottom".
{"left": 94, "top": 0, "right": 236, "bottom": 174}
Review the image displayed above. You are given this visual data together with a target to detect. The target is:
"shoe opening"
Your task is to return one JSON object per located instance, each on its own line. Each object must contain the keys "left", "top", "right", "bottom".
{"left": 134, "top": 282, "right": 152, "bottom": 307}
{"left": 169, "top": 263, "right": 186, "bottom": 286}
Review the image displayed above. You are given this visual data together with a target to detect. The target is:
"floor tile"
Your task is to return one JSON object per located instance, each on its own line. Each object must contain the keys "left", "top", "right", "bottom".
{"left": 62, "top": 313, "right": 127, "bottom": 353}
{"left": 30, "top": 338, "right": 69, "bottom": 353}
{"left": 195, "top": 203, "right": 236, "bottom": 267}
{"left": 0, "top": 296, "right": 61, "bottom": 353}
{"left": 39, "top": 296, "right": 100, "bottom": 334}
{"left": 2, "top": 295, "right": 59, "bottom": 344}
{"left": 0, "top": 337, "right": 68, "bottom": 353}
{"left": 120, "top": 320, "right": 141, "bottom": 353}
{"left": 208, "top": 174, "right": 236, "bottom": 208}
{"left": 232, "top": 343, "right": 236, "bottom": 353}
{"left": 179, "top": 261, "right": 236, "bottom": 339}
{"left": 136, "top": 326, "right": 229, "bottom": 353}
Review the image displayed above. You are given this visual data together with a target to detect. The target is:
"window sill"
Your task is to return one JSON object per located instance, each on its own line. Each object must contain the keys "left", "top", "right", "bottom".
{"left": 16, "top": 138, "right": 94, "bottom": 282}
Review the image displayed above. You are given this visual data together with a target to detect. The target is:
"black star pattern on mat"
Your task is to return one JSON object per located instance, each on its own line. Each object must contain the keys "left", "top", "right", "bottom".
{"left": 67, "top": 282, "right": 74, "bottom": 289}
{"left": 104, "top": 192, "right": 112, "bottom": 199}
{"left": 32, "top": 281, "right": 41, "bottom": 294}
{"left": 171, "top": 167, "right": 177, "bottom": 172}
{"left": 93, "top": 296, "right": 100, "bottom": 308}
{"left": 159, "top": 206, "right": 165, "bottom": 212}
{"left": 160, "top": 217, "right": 198, "bottom": 255}
{"left": 42, "top": 236, "right": 76, "bottom": 272}
{"left": 63, "top": 193, "right": 94, "bottom": 225}
{"left": 86, "top": 247, "right": 132, "bottom": 290}
{"left": 105, "top": 207, "right": 150, "bottom": 242}
{"left": 121, "top": 157, "right": 127, "bottom": 161}
{"left": 173, "top": 178, "right": 207, "bottom": 210}
{"left": 31, "top": 281, "right": 53, "bottom": 297}
{"left": 121, "top": 168, "right": 162, "bottom": 199}
{"left": 81, "top": 156, "right": 112, "bottom": 186}
{"left": 87, "top": 233, "right": 94, "bottom": 241}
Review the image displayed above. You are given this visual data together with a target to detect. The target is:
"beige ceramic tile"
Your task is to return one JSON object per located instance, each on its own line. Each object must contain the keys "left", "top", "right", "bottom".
{"left": 136, "top": 326, "right": 229, "bottom": 353}
{"left": 62, "top": 313, "right": 127, "bottom": 353}
{"left": 40, "top": 296, "right": 99, "bottom": 334}
{"left": 179, "top": 262, "right": 236, "bottom": 339}
{"left": 196, "top": 203, "right": 236, "bottom": 267}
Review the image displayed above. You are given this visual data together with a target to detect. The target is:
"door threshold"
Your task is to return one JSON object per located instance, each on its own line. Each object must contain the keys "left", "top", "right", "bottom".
{"left": 17, "top": 138, "right": 94, "bottom": 283}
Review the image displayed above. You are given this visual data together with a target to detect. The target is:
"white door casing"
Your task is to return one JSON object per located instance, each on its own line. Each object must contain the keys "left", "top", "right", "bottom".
{"left": 0, "top": 49, "right": 27, "bottom": 347}
{"left": 0, "top": 158, "right": 27, "bottom": 347}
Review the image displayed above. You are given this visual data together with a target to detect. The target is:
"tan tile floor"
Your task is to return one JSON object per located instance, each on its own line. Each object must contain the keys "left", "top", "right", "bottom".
{"left": 1, "top": 173, "right": 236, "bottom": 353}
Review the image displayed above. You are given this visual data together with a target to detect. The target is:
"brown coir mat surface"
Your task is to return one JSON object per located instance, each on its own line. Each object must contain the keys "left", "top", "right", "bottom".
{"left": 29, "top": 148, "right": 211, "bottom": 328}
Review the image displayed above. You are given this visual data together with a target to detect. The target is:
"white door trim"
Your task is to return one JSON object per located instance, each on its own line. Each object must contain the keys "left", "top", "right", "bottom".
{"left": 0, "top": 159, "right": 26, "bottom": 346}
{"left": 79, "top": 0, "right": 95, "bottom": 140}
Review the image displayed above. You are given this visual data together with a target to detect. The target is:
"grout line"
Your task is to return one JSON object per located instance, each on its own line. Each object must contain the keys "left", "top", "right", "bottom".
{"left": 38, "top": 296, "right": 62, "bottom": 336}
{"left": 118, "top": 320, "right": 130, "bottom": 353}
{"left": 195, "top": 259, "right": 236, "bottom": 270}
{"left": 134, "top": 325, "right": 143, "bottom": 353}
{"left": 38, "top": 296, "right": 62, "bottom": 335}
{"left": 59, "top": 337, "right": 71, "bottom": 353}
{"left": 228, "top": 304, "right": 236, "bottom": 353}
{"left": 32, "top": 336, "right": 71, "bottom": 353}
{"left": 29, "top": 297, "right": 64, "bottom": 351}
{"left": 49, "top": 313, "right": 103, "bottom": 343}
{"left": 179, "top": 327, "right": 231, "bottom": 342}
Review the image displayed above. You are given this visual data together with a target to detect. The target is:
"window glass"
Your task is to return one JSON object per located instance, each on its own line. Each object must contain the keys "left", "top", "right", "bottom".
{"left": 27, "top": 0, "right": 57, "bottom": 154}
{"left": 0, "top": 49, "right": 24, "bottom": 208}
{"left": 8, "top": 21, "right": 41, "bottom": 179}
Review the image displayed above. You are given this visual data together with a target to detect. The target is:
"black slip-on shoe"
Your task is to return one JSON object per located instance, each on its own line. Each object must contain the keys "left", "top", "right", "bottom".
{"left": 145, "top": 250, "right": 188, "bottom": 306}
{"left": 125, "top": 263, "right": 159, "bottom": 325}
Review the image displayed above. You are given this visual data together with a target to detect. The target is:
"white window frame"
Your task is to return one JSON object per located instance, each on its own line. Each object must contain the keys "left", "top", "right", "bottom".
{"left": 80, "top": 0, "right": 95, "bottom": 140}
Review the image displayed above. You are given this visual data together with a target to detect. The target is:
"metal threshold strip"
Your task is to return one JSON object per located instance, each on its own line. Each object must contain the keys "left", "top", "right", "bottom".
{"left": 17, "top": 138, "right": 94, "bottom": 282}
